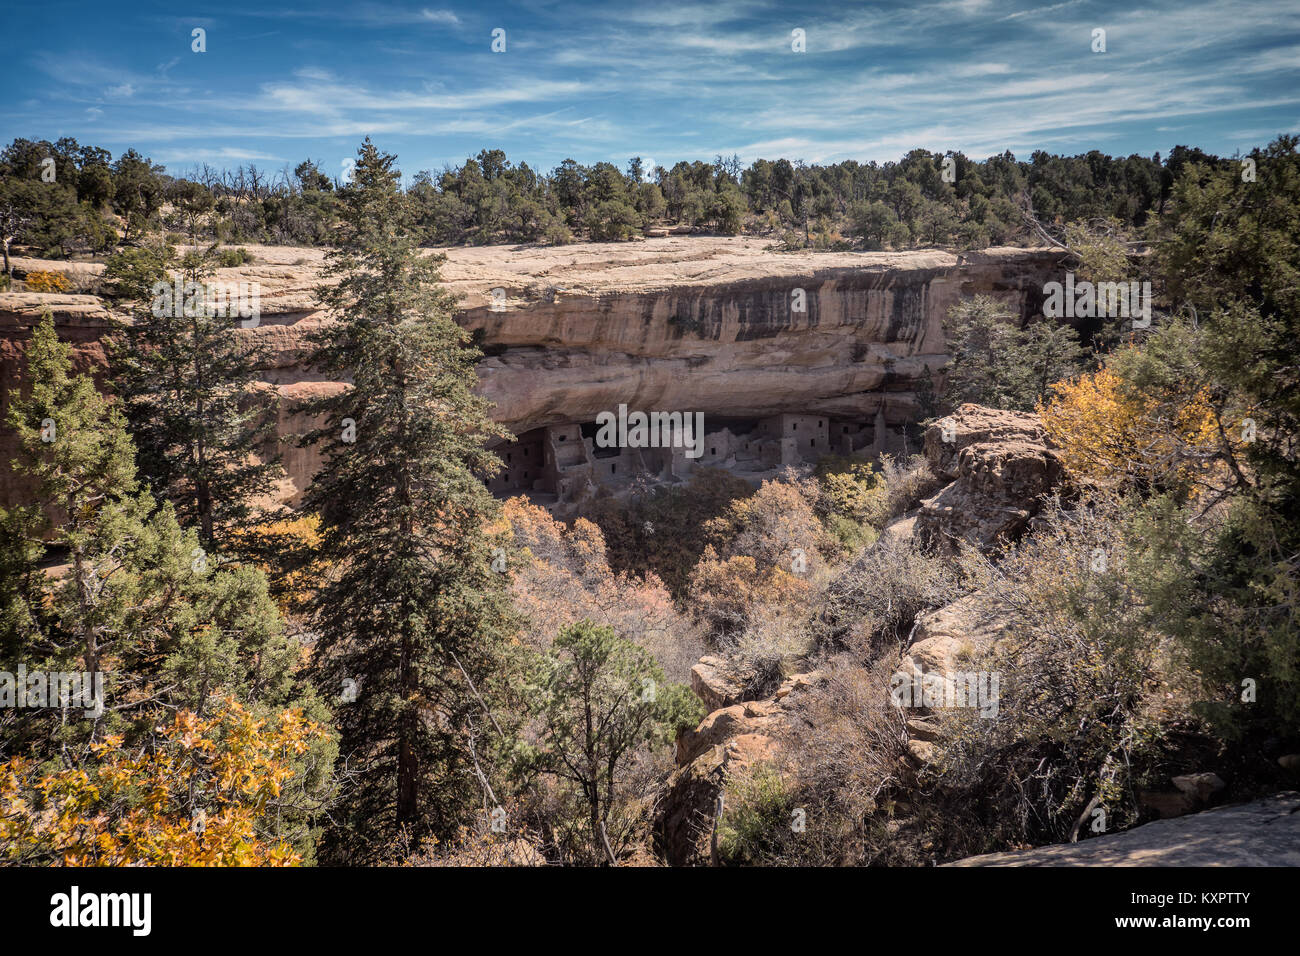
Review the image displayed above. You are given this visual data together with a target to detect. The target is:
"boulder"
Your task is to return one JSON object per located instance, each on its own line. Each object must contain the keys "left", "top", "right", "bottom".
{"left": 900, "top": 595, "right": 1003, "bottom": 684}
{"left": 877, "top": 513, "right": 918, "bottom": 548}
{"left": 1139, "top": 772, "right": 1228, "bottom": 819}
{"left": 915, "top": 404, "right": 1064, "bottom": 555}
{"left": 1172, "top": 772, "right": 1226, "bottom": 803}
{"left": 906, "top": 717, "right": 942, "bottom": 742}
{"left": 690, "top": 656, "right": 745, "bottom": 712}
{"left": 906, "top": 738, "right": 938, "bottom": 765}
{"left": 774, "top": 670, "right": 826, "bottom": 700}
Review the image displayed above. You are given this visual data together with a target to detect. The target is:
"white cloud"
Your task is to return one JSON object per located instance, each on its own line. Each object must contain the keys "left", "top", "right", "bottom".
{"left": 420, "top": 9, "right": 460, "bottom": 25}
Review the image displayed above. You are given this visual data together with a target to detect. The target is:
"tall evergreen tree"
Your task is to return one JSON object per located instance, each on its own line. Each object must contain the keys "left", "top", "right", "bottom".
{"left": 4, "top": 313, "right": 322, "bottom": 737}
{"left": 942, "top": 296, "right": 1085, "bottom": 412}
{"left": 6, "top": 310, "right": 139, "bottom": 686}
{"left": 3, "top": 313, "right": 335, "bottom": 856}
{"left": 301, "top": 139, "right": 515, "bottom": 860}
{"left": 941, "top": 296, "right": 1030, "bottom": 410}
{"left": 111, "top": 244, "right": 281, "bottom": 552}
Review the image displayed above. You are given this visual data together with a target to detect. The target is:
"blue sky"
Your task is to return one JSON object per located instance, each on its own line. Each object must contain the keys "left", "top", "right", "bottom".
{"left": 3, "top": 0, "right": 1298, "bottom": 180}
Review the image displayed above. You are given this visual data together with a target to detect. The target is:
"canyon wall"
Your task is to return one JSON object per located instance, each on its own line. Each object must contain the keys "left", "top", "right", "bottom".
{"left": 0, "top": 237, "right": 1068, "bottom": 508}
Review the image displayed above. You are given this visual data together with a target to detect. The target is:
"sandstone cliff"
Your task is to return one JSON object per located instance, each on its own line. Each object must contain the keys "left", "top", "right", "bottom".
{"left": 0, "top": 239, "right": 1067, "bottom": 509}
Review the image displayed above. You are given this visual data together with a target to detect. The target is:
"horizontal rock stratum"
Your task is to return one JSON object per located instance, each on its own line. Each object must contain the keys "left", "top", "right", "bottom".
{"left": 0, "top": 238, "right": 1068, "bottom": 507}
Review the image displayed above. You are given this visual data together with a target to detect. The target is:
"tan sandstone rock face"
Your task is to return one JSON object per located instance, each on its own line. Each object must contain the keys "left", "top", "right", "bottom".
{"left": 947, "top": 792, "right": 1300, "bottom": 866}
{"left": 689, "top": 656, "right": 747, "bottom": 713}
{"left": 914, "top": 403, "right": 1064, "bottom": 555}
{"left": 0, "top": 240, "right": 1067, "bottom": 511}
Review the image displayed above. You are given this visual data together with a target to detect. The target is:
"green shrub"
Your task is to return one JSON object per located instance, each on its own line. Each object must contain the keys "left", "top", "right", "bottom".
{"left": 716, "top": 764, "right": 795, "bottom": 865}
{"left": 814, "top": 534, "right": 967, "bottom": 654}
{"left": 102, "top": 244, "right": 172, "bottom": 302}
{"left": 923, "top": 494, "right": 1193, "bottom": 856}
{"left": 584, "top": 200, "right": 642, "bottom": 241}
{"left": 216, "top": 247, "right": 255, "bottom": 267}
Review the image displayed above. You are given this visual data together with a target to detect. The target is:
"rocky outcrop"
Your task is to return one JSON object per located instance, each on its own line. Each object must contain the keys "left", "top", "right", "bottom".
{"left": 1, "top": 240, "right": 1068, "bottom": 511}
{"left": 1138, "top": 772, "right": 1228, "bottom": 819}
{"left": 948, "top": 792, "right": 1300, "bottom": 866}
{"left": 890, "top": 595, "right": 1010, "bottom": 771}
{"left": 659, "top": 403, "right": 1066, "bottom": 838}
{"left": 887, "top": 406, "right": 1063, "bottom": 766}
{"left": 689, "top": 656, "right": 747, "bottom": 713}
{"left": 915, "top": 403, "right": 1064, "bottom": 554}
{"left": 656, "top": 668, "right": 825, "bottom": 866}
{"left": 676, "top": 698, "right": 789, "bottom": 767}
{"left": 898, "top": 594, "right": 999, "bottom": 682}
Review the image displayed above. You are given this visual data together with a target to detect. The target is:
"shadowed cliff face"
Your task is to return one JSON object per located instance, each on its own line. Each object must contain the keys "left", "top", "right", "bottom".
{"left": 0, "top": 240, "right": 1067, "bottom": 509}
{"left": 460, "top": 251, "right": 1063, "bottom": 436}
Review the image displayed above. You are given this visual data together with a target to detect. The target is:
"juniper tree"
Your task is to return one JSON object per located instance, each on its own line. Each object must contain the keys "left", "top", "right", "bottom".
{"left": 942, "top": 296, "right": 1084, "bottom": 412}
{"left": 111, "top": 242, "right": 281, "bottom": 553}
{"left": 1017, "top": 320, "right": 1086, "bottom": 407}
{"left": 518, "top": 620, "right": 700, "bottom": 862}
{"left": 941, "top": 296, "right": 1026, "bottom": 409}
{"left": 1134, "top": 134, "right": 1300, "bottom": 738}
{"left": 300, "top": 139, "right": 515, "bottom": 859}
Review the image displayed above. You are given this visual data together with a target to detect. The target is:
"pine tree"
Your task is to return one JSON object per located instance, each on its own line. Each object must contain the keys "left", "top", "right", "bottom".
{"left": 300, "top": 140, "right": 515, "bottom": 859}
{"left": 4, "top": 313, "right": 323, "bottom": 734}
{"left": 6, "top": 310, "right": 139, "bottom": 684}
{"left": 111, "top": 243, "right": 281, "bottom": 552}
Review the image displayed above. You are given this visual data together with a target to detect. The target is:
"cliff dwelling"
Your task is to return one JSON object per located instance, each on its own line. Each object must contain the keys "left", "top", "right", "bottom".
{"left": 486, "top": 408, "right": 902, "bottom": 508}
{"left": 0, "top": 237, "right": 1067, "bottom": 519}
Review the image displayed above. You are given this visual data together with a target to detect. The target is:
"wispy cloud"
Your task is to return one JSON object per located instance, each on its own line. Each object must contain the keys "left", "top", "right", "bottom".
{"left": 420, "top": 8, "right": 460, "bottom": 25}
{"left": 3, "top": 0, "right": 1297, "bottom": 174}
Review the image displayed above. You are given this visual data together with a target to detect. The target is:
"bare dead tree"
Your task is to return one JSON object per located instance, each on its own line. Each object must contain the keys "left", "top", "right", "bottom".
{"left": 197, "top": 163, "right": 221, "bottom": 192}
{"left": 247, "top": 164, "right": 265, "bottom": 200}
{"left": 1017, "top": 192, "right": 1146, "bottom": 254}
{"left": 1069, "top": 794, "right": 1102, "bottom": 842}
{"left": 597, "top": 821, "right": 619, "bottom": 866}
{"left": 275, "top": 163, "right": 295, "bottom": 196}
{"left": 0, "top": 197, "right": 31, "bottom": 276}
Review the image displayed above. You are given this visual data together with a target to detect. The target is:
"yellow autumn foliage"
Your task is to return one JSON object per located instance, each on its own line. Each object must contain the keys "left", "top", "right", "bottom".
{"left": 24, "top": 270, "right": 71, "bottom": 293}
{"left": 233, "top": 514, "right": 325, "bottom": 613}
{"left": 1039, "top": 366, "right": 1222, "bottom": 494}
{"left": 0, "top": 697, "right": 328, "bottom": 866}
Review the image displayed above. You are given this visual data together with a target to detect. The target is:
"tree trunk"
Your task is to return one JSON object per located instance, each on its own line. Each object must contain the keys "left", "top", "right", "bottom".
{"left": 396, "top": 629, "right": 419, "bottom": 824}
{"left": 394, "top": 377, "right": 420, "bottom": 826}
